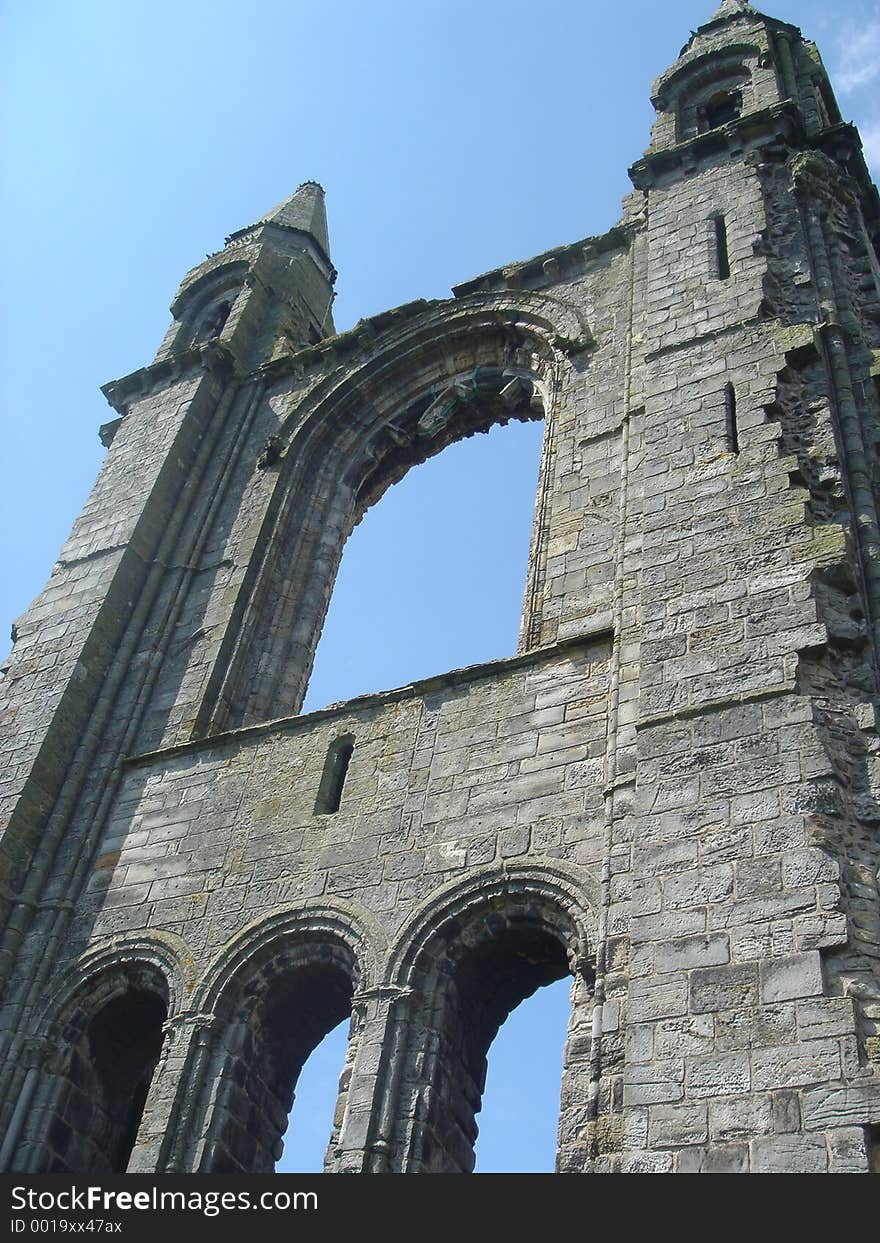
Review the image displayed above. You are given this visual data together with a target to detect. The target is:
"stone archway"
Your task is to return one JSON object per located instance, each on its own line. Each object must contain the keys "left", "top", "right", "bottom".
{"left": 18, "top": 961, "right": 171, "bottom": 1173}
{"left": 373, "top": 865, "right": 596, "bottom": 1173}
{"left": 179, "top": 904, "right": 381, "bottom": 1173}
{"left": 195, "top": 292, "right": 591, "bottom": 736}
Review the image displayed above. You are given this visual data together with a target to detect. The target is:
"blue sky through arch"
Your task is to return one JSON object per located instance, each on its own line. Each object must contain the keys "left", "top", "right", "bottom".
{"left": 474, "top": 976, "right": 572, "bottom": 1174}
{"left": 274, "top": 979, "right": 573, "bottom": 1173}
{"left": 302, "top": 417, "right": 545, "bottom": 712}
{"left": 277, "top": 1021, "right": 350, "bottom": 1174}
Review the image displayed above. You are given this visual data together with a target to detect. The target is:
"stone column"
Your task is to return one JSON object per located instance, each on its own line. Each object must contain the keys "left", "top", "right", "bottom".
{"left": 0, "top": 1037, "right": 58, "bottom": 1172}
{"left": 773, "top": 31, "right": 798, "bottom": 103}
{"left": 129, "top": 1013, "right": 218, "bottom": 1173}
{"left": 329, "top": 984, "right": 411, "bottom": 1173}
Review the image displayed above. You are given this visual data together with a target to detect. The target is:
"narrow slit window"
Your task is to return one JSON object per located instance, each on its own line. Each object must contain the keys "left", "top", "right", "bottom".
{"left": 725, "top": 382, "right": 739, "bottom": 454}
{"left": 714, "top": 215, "right": 731, "bottom": 281}
{"left": 315, "top": 735, "right": 354, "bottom": 814}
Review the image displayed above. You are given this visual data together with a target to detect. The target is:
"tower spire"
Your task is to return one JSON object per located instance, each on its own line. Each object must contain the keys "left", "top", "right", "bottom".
{"left": 260, "top": 180, "right": 331, "bottom": 260}
{"left": 709, "top": 0, "right": 753, "bottom": 17}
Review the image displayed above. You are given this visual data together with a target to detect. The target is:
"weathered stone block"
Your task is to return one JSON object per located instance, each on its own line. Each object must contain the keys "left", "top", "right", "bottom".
{"left": 649, "top": 1101, "right": 709, "bottom": 1148}
{"left": 752, "top": 1041, "right": 842, "bottom": 1092}
{"left": 685, "top": 1052, "right": 751, "bottom": 1099}
{"left": 760, "top": 951, "right": 824, "bottom": 1004}
{"left": 655, "top": 933, "right": 730, "bottom": 974}
{"left": 690, "top": 963, "right": 759, "bottom": 1014}
{"left": 628, "top": 978, "right": 690, "bottom": 1023}
{"left": 710, "top": 1094, "right": 773, "bottom": 1142}
{"left": 750, "top": 1133, "right": 828, "bottom": 1173}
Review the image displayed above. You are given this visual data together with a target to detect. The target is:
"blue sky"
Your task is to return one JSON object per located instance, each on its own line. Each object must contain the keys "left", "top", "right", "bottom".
{"left": 3, "top": 0, "right": 880, "bottom": 1173}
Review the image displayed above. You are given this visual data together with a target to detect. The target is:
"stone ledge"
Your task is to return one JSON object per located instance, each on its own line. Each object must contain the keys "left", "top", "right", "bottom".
{"left": 125, "top": 628, "right": 613, "bottom": 770}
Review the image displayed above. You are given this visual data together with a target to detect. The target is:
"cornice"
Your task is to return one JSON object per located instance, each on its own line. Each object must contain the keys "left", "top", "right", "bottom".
{"left": 629, "top": 100, "right": 805, "bottom": 188}
{"left": 101, "top": 341, "right": 237, "bottom": 416}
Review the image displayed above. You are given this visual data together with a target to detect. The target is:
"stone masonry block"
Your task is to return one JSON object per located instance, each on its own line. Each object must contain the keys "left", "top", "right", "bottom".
{"left": 752, "top": 1041, "right": 842, "bottom": 1092}
{"left": 649, "top": 1101, "right": 709, "bottom": 1148}
{"left": 750, "top": 1133, "right": 829, "bottom": 1174}
{"left": 685, "top": 1052, "right": 751, "bottom": 1099}
{"left": 690, "top": 963, "right": 759, "bottom": 1014}
{"left": 655, "top": 933, "right": 730, "bottom": 974}
{"left": 760, "top": 952, "right": 824, "bottom": 1004}
{"left": 628, "top": 977, "right": 689, "bottom": 1023}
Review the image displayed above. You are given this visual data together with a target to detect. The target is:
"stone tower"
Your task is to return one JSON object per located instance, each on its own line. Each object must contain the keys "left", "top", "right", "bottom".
{"left": 1, "top": 0, "right": 880, "bottom": 1174}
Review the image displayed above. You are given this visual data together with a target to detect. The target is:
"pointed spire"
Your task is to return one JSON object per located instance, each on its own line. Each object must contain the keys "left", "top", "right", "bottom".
{"left": 260, "top": 181, "right": 331, "bottom": 258}
{"left": 709, "top": 0, "right": 754, "bottom": 18}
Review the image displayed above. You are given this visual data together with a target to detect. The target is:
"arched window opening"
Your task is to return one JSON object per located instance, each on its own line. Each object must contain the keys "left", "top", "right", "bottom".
{"left": 315, "top": 735, "right": 355, "bottom": 814}
{"left": 430, "top": 924, "right": 569, "bottom": 1173}
{"left": 672, "top": 57, "right": 751, "bottom": 142}
{"left": 474, "top": 975, "right": 571, "bottom": 1173}
{"left": 201, "top": 950, "right": 356, "bottom": 1173}
{"left": 699, "top": 89, "right": 742, "bottom": 132}
{"left": 197, "top": 299, "right": 231, "bottom": 341}
{"left": 162, "top": 261, "right": 248, "bottom": 362}
{"left": 397, "top": 893, "right": 591, "bottom": 1174}
{"left": 275, "top": 1018, "right": 350, "bottom": 1172}
{"left": 302, "top": 417, "right": 545, "bottom": 712}
{"left": 44, "top": 983, "right": 167, "bottom": 1173}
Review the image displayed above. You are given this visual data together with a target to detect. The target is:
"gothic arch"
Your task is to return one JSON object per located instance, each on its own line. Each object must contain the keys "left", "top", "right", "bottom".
{"left": 13, "top": 940, "right": 181, "bottom": 1173}
{"left": 192, "top": 900, "right": 385, "bottom": 1015}
{"left": 653, "top": 43, "right": 760, "bottom": 142}
{"left": 32, "top": 930, "right": 191, "bottom": 1036}
{"left": 181, "top": 902, "right": 383, "bottom": 1173}
{"left": 370, "top": 862, "right": 597, "bottom": 1173}
{"left": 387, "top": 860, "right": 597, "bottom": 985}
{"left": 170, "top": 258, "right": 251, "bottom": 321}
{"left": 653, "top": 42, "right": 760, "bottom": 107}
{"left": 198, "top": 291, "right": 593, "bottom": 734}
{"left": 166, "top": 260, "right": 251, "bottom": 354}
